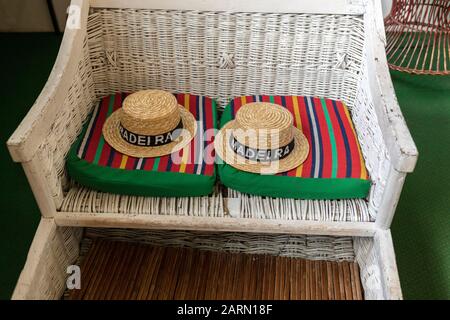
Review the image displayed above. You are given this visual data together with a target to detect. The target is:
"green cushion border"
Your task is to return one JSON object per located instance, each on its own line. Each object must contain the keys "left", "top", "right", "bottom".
{"left": 216, "top": 98, "right": 371, "bottom": 200}
{"left": 66, "top": 96, "right": 217, "bottom": 197}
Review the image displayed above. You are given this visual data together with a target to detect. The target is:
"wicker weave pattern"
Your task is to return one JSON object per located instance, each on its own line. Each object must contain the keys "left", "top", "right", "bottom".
{"left": 354, "top": 237, "right": 385, "bottom": 300}
{"left": 23, "top": 226, "right": 82, "bottom": 300}
{"left": 34, "top": 8, "right": 389, "bottom": 223}
{"left": 60, "top": 185, "right": 225, "bottom": 217}
{"left": 87, "top": 9, "right": 364, "bottom": 108}
{"left": 60, "top": 185, "right": 372, "bottom": 222}
{"left": 226, "top": 189, "right": 371, "bottom": 221}
{"left": 37, "top": 37, "right": 97, "bottom": 209}
{"left": 351, "top": 54, "right": 390, "bottom": 219}
{"left": 85, "top": 228, "right": 356, "bottom": 261}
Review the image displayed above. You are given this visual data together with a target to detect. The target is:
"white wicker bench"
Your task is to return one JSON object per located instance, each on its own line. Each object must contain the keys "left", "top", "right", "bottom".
{"left": 7, "top": 0, "right": 417, "bottom": 300}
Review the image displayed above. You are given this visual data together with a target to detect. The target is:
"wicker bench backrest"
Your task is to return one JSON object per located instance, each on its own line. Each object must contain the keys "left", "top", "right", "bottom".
{"left": 87, "top": 9, "right": 365, "bottom": 108}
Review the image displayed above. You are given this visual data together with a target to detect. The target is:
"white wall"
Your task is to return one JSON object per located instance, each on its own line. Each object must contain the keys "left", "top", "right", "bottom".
{"left": 0, "top": 0, "right": 70, "bottom": 32}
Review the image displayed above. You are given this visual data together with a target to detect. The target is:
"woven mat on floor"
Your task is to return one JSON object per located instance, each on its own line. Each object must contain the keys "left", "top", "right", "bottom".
{"left": 67, "top": 239, "right": 363, "bottom": 300}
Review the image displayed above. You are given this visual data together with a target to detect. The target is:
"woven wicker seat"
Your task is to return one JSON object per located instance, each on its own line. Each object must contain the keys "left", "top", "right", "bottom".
{"left": 8, "top": 0, "right": 417, "bottom": 300}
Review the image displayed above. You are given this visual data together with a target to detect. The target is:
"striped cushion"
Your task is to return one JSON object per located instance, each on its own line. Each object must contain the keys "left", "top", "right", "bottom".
{"left": 67, "top": 93, "right": 217, "bottom": 197}
{"left": 218, "top": 95, "right": 371, "bottom": 199}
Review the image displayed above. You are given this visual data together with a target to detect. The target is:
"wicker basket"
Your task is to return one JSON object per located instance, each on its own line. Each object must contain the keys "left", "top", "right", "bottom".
{"left": 7, "top": 0, "right": 417, "bottom": 300}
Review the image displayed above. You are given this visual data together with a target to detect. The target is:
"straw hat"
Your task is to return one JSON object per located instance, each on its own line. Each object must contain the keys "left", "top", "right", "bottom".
{"left": 215, "top": 102, "right": 309, "bottom": 174}
{"left": 103, "top": 90, "right": 196, "bottom": 158}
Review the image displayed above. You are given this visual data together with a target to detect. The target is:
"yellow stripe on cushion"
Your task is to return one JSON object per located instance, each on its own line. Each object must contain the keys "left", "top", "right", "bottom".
{"left": 179, "top": 96, "right": 190, "bottom": 173}
{"left": 184, "top": 94, "right": 190, "bottom": 109}
{"left": 293, "top": 97, "right": 304, "bottom": 177}
{"left": 179, "top": 145, "right": 190, "bottom": 173}
{"left": 295, "top": 164, "right": 304, "bottom": 177}
{"left": 292, "top": 96, "right": 302, "bottom": 130}
{"left": 241, "top": 96, "right": 247, "bottom": 105}
{"left": 343, "top": 105, "right": 368, "bottom": 180}
{"left": 120, "top": 155, "right": 128, "bottom": 169}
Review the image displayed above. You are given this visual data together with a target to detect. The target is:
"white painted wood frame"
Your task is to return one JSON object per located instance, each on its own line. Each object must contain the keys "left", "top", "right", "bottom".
{"left": 21, "top": 157, "right": 58, "bottom": 217}
{"left": 89, "top": 0, "right": 366, "bottom": 14}
{"left": 55, "top": 212, "right": 377, "bottom": 237}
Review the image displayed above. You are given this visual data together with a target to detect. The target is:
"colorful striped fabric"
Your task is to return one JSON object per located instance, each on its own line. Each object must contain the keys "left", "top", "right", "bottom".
{"left": 227, "top": 95, "right": 369, "bottom": 180}
{"left": 76, "top": 93, "right": 216, "bottom": 176}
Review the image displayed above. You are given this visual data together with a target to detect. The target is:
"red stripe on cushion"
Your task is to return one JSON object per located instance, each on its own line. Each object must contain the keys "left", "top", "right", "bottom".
{"left": 84, "top": 96, "right": 109, "bottom": 162}
{"left": 314, "top": 97, "right": 332, "bottom": 178}
{"left": 171, "top": 93, "right": 185, "bottom": 173}
{"left": 297, "top": 97, "right": 313, "bottom": 178}
{"left": 232, "top": 96, "right": 243, "bottom": 115}
{"left": 204, "top": 97, "right": 215, "bottom": 176}
{"left": 107, "top": 94, "right": 124, "bottom": 169}
{"left": 157, "top": 155, "right": 169, "bottom": 172}
{"left": 125, "top": 156, "right": 137, "bottom": 170}
{"left": 283, "top": 96, "right": 297, "bottom": 177}
{"left": 143, "top": 157, "right": 155, "bottom": 171}
{"left": 284, "top": 95, "right": 296, "bottom": 125}
{"left": 186, "top": 94, "right": 198, "bottom": 174}
{"left": 98, "top": 144, "right": 111, "bottom": 167}
{"left": 98, "top": 129, "right": 112, "bottom": 167}
{"left": 99, "top": 93, "right": 122, "bottom": 166}
{"left": 171, "top": 149, "right": 183, "bottom": 172}
{"left": 273, "top": 95, "right": 282, "bottom": 106}
{"left": 280, "top": 96, "right": 297, "bottom": 177}
{"left": 261, "top": 95, "right": 271, "bottom": 103}
{"left": 336, "top": 101, "right": 361, "bottom": 178}
{"left": 326, "top": 99, "right": 347, "bottom": 178}
{"left": 115, "top": 93, "right": 124, "bottom": 112}
{"left": 111, "top": 152, "right": 122, "bottom": 169}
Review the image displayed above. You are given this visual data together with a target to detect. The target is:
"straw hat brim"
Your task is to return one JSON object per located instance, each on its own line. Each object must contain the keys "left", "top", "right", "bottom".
{"left": 102, "top": 105, "right": 197, "bottom": 158}
{"left": 215, "top": 120, "right": 309, "bottom": 174}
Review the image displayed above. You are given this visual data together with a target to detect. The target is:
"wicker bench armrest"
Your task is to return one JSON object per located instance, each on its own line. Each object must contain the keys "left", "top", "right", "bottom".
{"left": 7, "top": 0, "right": 89, "bottom": 163}
{"left": 366, "top": 0, "right": 418, "bottom": 173}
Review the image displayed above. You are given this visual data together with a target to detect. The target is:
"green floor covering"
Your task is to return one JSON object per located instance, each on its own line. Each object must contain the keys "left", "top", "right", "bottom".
{"left": 0, "top": 33, "right": 449, "bottom": 299}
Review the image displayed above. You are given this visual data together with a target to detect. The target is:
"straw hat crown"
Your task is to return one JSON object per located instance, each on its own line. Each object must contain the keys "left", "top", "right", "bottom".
{"left": 232, "top": 103, "right": 294, "bottom": 149}
{"left": 215, "top": 102, "right": 309, "bottom": 174}
{"left": 102, "top": 89, "right": 197, "bottom": 158}
{"left": 121, "top": 90, "right": 181, "bottom": 135}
